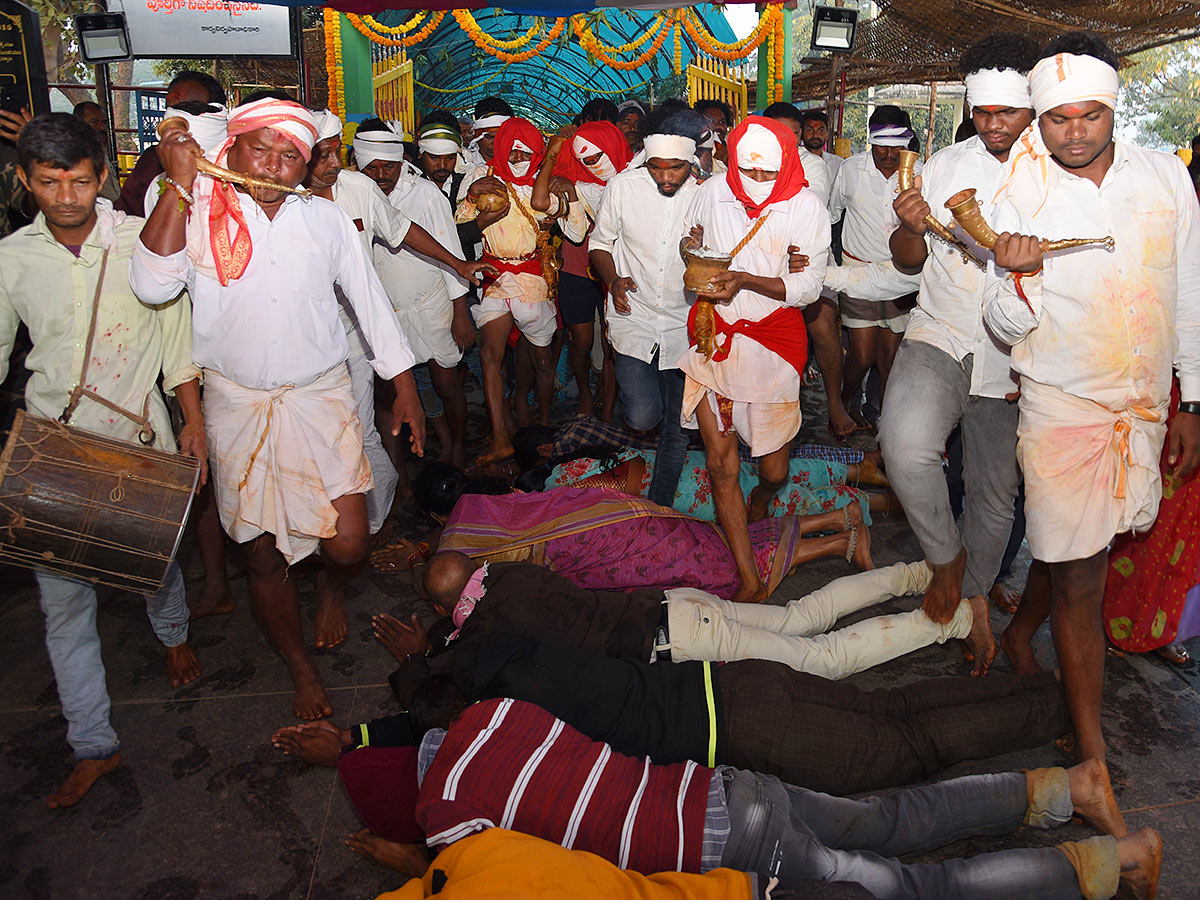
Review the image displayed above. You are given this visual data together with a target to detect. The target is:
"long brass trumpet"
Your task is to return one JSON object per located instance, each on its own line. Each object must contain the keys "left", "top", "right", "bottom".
{"left": 896, "top": 149, "right": 987, "bottom": 270}
{"left": 156, "top": 117, "right": 313, "bottom": 199}
{"left": 944, "top": 188, "right": 1115, "bottom": 255}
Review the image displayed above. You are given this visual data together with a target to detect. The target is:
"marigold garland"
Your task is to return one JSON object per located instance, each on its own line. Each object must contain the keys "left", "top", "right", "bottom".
{"left": 452, "top": 12, "right": 541, "bottom": 51}
{"left": 683, "top": 4, "right": 780, "bottom": 60}
{"left": 773, "top": 11, "right": 786, "bottom": 103}
{"left": 360, "top": 11, "right": 425, "bottom": 35}
{"left": 574, "top": 15, "right": 670, "bottom": 71}
{"left": 672, "top": 21, "right": 682, "bottom": 76}
{"left": 454, "top": 11, "right": 567, "bottom": 63}
{"left": 323, "top": 8, "right": 344, "bottom": 118}
{"left": 346, "top": 11, "right": 445, "bottom": 48}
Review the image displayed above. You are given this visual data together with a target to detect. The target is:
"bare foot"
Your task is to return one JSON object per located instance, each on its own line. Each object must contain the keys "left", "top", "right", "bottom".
{"left": 922, "top": 548, "right": 966, "bottom": 625}
{"left": 189, "top": 585, "right": 234, "bottom": 621}
{"left": 272, "top": 719, "right": 350, "bottom": 767}
{"left": 850, "top": 525, "right": 874, "bottom": 571}
{"left": 1070, "top": 758, "right": 1128, "bottom": 838}
{"left": 291, "top": 664, "right": 333, "bottom": 720}
{"left": 746, "top": 485, "right": 773, "bottom": 523}
{"left": 1117, "top": 828, "right": 1162, "bottom": 900}
{"left": 313, "top": 571, "right": 348, "bottom": 650}
{"left": 731, "top": 579, "right": 768, "bottom": 603}
{"left": 345, "top": 829, "right": 430, "bottom": 875}
{"left": 1000, "top": 625, "right": 1045, "bottom": 676}
{"left": 474, "top": 441, "right": 515, "bottom": 468}
{"left": 47, "top": 754, "right": 120, "bottom": 809}
{"left": 1154, "top": 642, "right": 1189, "bottom": 665}
{"left": 166, "top": 643, "right": 202, "bottom": 687}
{"left": 854, "top": 456, "right": 890, "bottom": 487}
{"left": 828, "top": 409, "right": 858, "bottom": 442}
{"left": 862, "top": 449, "right": 885, "bottom": 470}
{"left": 989, "top": 581, "right": 1022, "bottom": 614}
{"left": 963, "top": 594, "right": 996, "bottom": 677}
{"left": 847, "top": 408, "right": 877, "bottom": 434}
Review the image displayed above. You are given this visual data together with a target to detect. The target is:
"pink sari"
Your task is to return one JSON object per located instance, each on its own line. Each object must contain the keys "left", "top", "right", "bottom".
{"left": 440, "top": 488, "right": 805, "bottom": 600}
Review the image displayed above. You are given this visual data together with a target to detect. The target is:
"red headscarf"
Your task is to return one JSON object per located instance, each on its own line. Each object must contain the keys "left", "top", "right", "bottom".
{"left": 490, "top": 117, "right": 546, "bottom": 187}
{"left": 553, "top": 121, "right": 633, "bottom": 185}
{"left": 724, "top": 115, "right": 808, "bottom": 219}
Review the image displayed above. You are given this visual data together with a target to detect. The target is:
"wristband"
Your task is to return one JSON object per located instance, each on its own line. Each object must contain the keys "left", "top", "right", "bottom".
{"left": 162, "top": 176, "right": 194, "bottom": 207}
{"left": 1010, "top": 267, "right": 1041, "bottom": 313}
{"left": 1178, "top": 402, "right": 1200, "bottom": 416}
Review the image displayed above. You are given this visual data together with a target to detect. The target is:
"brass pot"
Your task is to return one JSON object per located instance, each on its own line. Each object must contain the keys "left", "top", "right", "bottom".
{"left": 682, "top": 247, "right": 733, "bottom": 294}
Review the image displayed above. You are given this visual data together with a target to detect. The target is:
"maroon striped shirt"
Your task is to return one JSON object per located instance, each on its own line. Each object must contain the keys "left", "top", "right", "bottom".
{"left": 418, "top": 698, "right": 713, "bottom": 874}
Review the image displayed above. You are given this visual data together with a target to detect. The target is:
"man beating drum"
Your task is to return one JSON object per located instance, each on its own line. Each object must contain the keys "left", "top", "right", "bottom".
{"left": 0, "top": 114, "right": 207, "bottom": 808}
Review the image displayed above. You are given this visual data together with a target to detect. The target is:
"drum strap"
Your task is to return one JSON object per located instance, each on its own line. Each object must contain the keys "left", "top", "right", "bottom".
{"left": 59, "top": 249, "right": 157, "bottom": 446}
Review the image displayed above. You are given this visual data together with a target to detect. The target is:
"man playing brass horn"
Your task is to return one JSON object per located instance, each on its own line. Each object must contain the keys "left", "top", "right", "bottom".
{"left": 982, "top": 33, "right": 1200, "bottom": 762}
{"left": 879, "top": 33, "right": 1041, "bottom": 675}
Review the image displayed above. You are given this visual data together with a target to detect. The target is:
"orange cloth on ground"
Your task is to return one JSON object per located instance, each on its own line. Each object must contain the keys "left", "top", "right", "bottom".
{"left": 373, "top": 829, "right": 754, "bottom": 900}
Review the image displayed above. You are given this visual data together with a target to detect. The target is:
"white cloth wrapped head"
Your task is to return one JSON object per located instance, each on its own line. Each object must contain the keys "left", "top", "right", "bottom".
{"left": 164, "top": 102, "right": 229, "bottom": 157}
{"left": 867, "top": 123, "right": 914, "bottom": 147}
{"left": 418, "top": 123, "right": 462, "bottom": 157}
{"left": 965, "top": 67, "right": 1033, "bottom": 110}
{"left": 1029, "top": 52, "right": 1118, "bottom": 117}
{"left": 642, "top": 133, "right": 696, "bottom": 162}
{"left": 735, "top": 123, "right": 783, "bottom": 171}
{"left": 313, "top": 109, "right": 343, "bottom": 144}
{"left": 572, "top": 134, "right": 617, "bottom": 181}
{"left": 217, "top": 98, "right": 318, "bottom": 164}
{"left": 353, "top": 123, "right": 407, "bottom": 168}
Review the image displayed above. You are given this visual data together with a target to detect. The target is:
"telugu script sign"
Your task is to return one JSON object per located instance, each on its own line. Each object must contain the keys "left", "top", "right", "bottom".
{"left": 112, "top": 0, "right": 294, "bottom": 59}
{"left": 0, "top": 0, "right": 49, "bottom": 115}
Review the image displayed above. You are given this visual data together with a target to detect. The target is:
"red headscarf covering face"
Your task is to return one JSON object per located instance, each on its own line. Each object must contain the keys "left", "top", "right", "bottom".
{"left": 490, "top": 117, "right": 546, "bottom": 187}
{"left": 724, "top": 115, "right": 808, "bottom": 219}
{"left": 553, "top": 120, "right": 633, "bottom": 185}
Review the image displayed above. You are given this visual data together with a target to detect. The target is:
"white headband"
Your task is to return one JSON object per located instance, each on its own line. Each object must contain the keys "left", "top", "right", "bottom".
{"left": 868, "top": 124, "right": 914, "bottom": 147}
{"left": 512, "top": 139, "right": 533, "bottom": 154}
{"left": 1030, "top": 52, "right": 1119, "bottom": 117}
{"left": 164, "top": 103, "right": 228, "bottom": 155}
{"left": 353, "top": 128, "right": 406, "bottom": 167}
{"left": 313, "top": 109, "right": 343, "bottom": 143}
{"left": 965, "top": 68, "right": 1033, "bottom": 111}
{"left": 418, "top": 138, "right": 461, "bottom": 156}
{"left": 642, "top": 133, "right": 696, "bottom": 162}
{"left": 736, "top": 123, "right": 783, "bottom": 171}
{"left": 473, "top": 114, "right": 510, "bottom": 131}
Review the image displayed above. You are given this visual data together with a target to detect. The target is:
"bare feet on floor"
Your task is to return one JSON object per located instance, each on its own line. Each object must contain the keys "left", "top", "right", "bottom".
{"left": 474, "top": 440, "right": 515, "bottom": 468}
{"left": 345, "top": 830, "right": 430, "bottom": 876}
{"left": 166, "top": 642, "right": 202, "bottom": 687}
{"left": 963, "top": 595, "right": 996, "bottom": 677}
{"left": 1000, "top": 625, "right": 1045, "bottom": 676}
{"left": 922, "top": 548, "right": 966, "bottom": 625}
{"left": 989, "top": 581, "right": 1023, "bottom": 614}
{"left": 828, "top": 408, "right": 858, "bottom": 442}
{"left": 854, "top": 456, "right": 890, "bottom": 488}
{"left": 272, "top": 719, "right": 349, "bottom": 767}
{"left": 1070, "top": 758, "right": 1128, "bottom": 838}
{"left": 849, "top": 525, "right": 873, "bottom": 571}
{"left": 189, "top": 585, "right": 234, "bottom": 621}
{"left": 47, "top": 754, "right": 120, "bottom": 809}
{"left": 746, "top": 486, "right": 773, "bottom": 523}
{"left": 291, "top": 663, "right": 333, "bottom": 720}
{"left": 1117, "top": 828, "right": 1162, "bottom": 900}
{"left": 313, "top": 571, "right": 348, "bottom": 650}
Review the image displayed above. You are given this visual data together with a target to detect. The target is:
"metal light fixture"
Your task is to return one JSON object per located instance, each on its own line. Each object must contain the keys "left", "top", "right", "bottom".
{"left": 74, "top": 12, "right": 131, "bottom": 63}
{"left": 811, "top": 6, "right": 858, "bottom": 53}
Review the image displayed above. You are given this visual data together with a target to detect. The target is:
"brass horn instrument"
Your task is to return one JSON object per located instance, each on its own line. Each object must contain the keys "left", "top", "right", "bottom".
{"left": 944, "top": 189, "right": 1115, "bottom": 255}
{"left": 155, "top": 117, "right": 313, "bottom": 199}
{"left": 896, "top": 149, "right": 987, "bottom": 270}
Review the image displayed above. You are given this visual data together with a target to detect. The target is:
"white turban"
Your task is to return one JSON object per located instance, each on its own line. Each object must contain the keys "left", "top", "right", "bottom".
{"left": 353, "top": 124, "right": 407, "bottom": 168}
{"left": 472, "top": 114, "right": 509, "bottom": 131}
{"left": 1029, "top": 52, "right": 1119, "bottom": 117}
{"left": 313, "top": 109, "right": 343, "bottom": 143}
{"left": 965, "top": 68, "right": 1033, "bottom": 110}
{"left": 642, "top": 133, "right": 696, "bottom": 162}
{"left": 735, "top": 123, "right": 782, "bottom": 171}
{"left": 164, "top": 102, "right": 228, "bottom": 156}
{"left": 571, "top": 134, "right": 617, "bottom": 181}
{"left": 221, "top": 98, "right": 318, "bottom": 162}
{"left": 868, "top": 124, "right": 914, "bottom": 147}
{"left": 418, "top": 123, "right": 462, "bottom": 157}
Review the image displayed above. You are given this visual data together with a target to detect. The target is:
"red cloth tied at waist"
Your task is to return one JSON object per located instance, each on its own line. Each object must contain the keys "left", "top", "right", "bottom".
{"left": 480, "top": 253, "right": 541, "bottom": 294}
{"left": 687, "top": 303, "right": 808, "bottom": 376}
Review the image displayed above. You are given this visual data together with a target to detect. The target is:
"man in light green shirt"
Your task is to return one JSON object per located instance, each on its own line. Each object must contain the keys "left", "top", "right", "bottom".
{"left": 0, "top": 113, "right": 206, "bottom": 810}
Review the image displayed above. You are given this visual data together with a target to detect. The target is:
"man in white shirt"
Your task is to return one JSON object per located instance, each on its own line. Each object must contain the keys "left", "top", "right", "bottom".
{"left": 801, "top": 109, "right": 842, "bottom": 188}
{"left": 680, "top": 117, "right": 832, "bottom": 602}
{"left": 2, "top": 114, "right": 204, "bottom": 807}
{"left": 131, "top": 99, "right": 427, "bottom": 722}
{"left": 878, "top": 34, "right": 1040, "bottom": 675}
{"left": 983, "top": 34, "right": 1200, "bottom": 761}
{"left": 829, "top": 107, "right": 920, "bottom": 426}
{"left": 355, "top": 121, "right": 477, "bottom": 470}
{"left": 462, "top": 97, "right": 512, "bottom": 172}
{"left": 589, "top": 111, "right": 702, "bottom": 505}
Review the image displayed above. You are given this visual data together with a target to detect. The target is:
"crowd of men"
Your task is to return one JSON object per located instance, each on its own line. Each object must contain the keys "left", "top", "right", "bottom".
{"left": 1, "top": 26, "right": 1196, "bottom": 899}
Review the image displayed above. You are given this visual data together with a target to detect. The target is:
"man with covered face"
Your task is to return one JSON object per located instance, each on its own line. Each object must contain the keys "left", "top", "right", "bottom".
{"left": 130, "top": 99, "right": 427, "bottom": 722}
{"left": 878, "top": 33, "right": 1041, "bottom": 676}
{"left": 983, "top": 32, "right": 1200, "bottom": 762}
{"left": 679, "top": 116, "right": 831, "bottom": 602}
{"left": 588, "top": 108, "right": 702, "bottom": 506}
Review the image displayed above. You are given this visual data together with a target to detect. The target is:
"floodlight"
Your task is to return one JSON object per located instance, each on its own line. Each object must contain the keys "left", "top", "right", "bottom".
{"left": 75, "top": 13, "right": 131, "bottom": 63}
{"left": 811, "top": 6, "right": 858, "bottom": 53}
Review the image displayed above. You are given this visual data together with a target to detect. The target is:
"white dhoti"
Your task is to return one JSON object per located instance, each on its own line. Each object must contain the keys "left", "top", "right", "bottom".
{"left": 680, "top": 377, "right": 802, "bottom": 458}
{"left": 1018, "top": 379, "right": 1167, "bottom": 563}
{"left": 203, "top": 366, "right": 372, "bottom": 565}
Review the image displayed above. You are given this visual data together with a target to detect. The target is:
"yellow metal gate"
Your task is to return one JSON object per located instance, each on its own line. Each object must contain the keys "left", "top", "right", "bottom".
{"left": 687, "top": 56, "right": 749, "bottom": 122}
{"left": 372, "top": 45, "right": 414, "bottom": 136}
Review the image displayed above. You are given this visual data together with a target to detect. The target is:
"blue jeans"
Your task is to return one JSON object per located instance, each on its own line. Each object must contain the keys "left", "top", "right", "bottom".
{"left": 36, "top": 561, "right": 189, "bottom": 760}
{"left": 613, "top": 349, "right": 687, "bottom": 507}
{"left": 721, "top": 768, "right": 1087, "bottom": 899}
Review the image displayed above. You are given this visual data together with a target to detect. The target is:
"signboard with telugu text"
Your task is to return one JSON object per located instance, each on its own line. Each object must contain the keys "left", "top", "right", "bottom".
{"left": 110, "top": 0, "right": 296, "bottom": 59}
{"left": 0, "top": 0, "right": 49, "bottom": 115}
